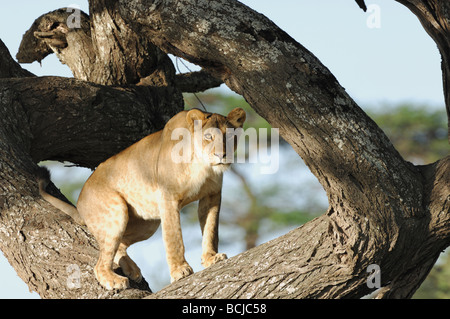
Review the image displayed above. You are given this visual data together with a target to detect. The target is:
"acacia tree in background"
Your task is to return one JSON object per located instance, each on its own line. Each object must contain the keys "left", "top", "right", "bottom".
{"left": 0, "top": 0, "right": 448, "bottom": 299}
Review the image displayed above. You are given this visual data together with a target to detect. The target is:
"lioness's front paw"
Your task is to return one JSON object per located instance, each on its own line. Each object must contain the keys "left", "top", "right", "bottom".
{"left": 170, "top": 263, "right": 194, "bottom": 283}
{"left": 201, "top": 253, "right": 228, "bottom": 268}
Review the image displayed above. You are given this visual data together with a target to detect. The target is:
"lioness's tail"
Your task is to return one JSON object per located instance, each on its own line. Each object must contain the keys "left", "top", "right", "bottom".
{"left": 37, "top": 167, "right": 86, "bottom": 226}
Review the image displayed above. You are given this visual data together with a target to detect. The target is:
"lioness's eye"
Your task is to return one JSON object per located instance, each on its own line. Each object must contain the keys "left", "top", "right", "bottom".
{"left": 204, "top": 133, "right": 213, "bottom": 140}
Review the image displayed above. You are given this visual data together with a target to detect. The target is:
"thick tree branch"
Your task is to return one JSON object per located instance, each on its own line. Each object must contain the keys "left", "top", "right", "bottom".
{"left": 174, "top": 70, "right": 223, "bottom": 93}
{"left": 0, "top": 76, "right": 183, "bottom": 169}
{"left": 17, "top": 6, "right": 176, "bottom": 87}
{"left": 1, "top": 29, "right": 181, "bottom": 297}
{"left": 0, "top": 40, "right": 34, "bottom": 78}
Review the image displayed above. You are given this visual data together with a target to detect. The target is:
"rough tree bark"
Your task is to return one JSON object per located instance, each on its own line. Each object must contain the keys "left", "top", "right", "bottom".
{"left": 0, "top": 0, "right": 448, "bottom": 299}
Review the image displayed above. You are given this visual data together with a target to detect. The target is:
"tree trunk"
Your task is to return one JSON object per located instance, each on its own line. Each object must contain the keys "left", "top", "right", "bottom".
{"left": 0, "top": 0, "right": 448, "bottom": 299}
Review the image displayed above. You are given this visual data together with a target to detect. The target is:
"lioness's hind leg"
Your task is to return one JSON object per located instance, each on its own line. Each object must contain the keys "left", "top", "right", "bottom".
{"left": 115, "top": 218, "right": 160, "bottom": 283}
{"left": 80, "top": 191, "right": 130, "bottom": 290}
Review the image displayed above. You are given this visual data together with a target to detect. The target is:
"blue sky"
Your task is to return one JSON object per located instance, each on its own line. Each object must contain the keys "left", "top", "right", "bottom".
{"left": 0, "top": 0, "right": 446, "bottom": 298}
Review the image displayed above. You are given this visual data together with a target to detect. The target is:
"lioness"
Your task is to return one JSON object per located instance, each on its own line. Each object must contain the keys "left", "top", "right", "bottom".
{"left": 38, "top": 108, "right": 246, "bottom": 290}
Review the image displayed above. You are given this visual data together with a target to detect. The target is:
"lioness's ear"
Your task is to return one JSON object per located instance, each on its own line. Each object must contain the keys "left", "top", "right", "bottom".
{"left": 186, "top": 109, "right": 207, "bottom": 129}
{"left": 227, "top": 108, "right": 246, "bottom": 128}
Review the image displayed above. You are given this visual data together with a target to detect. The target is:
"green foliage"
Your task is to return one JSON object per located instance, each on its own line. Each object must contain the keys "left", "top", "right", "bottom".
{"left": 414, "top": 251, "right": 450, "bottom": 299}
{"left": 369, "top": 104, "right": 448, "bottom": 163}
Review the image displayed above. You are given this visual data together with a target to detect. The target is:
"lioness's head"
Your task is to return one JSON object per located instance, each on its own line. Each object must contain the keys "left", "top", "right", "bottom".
{"left": 172, "top": 107, "right": 245, "bottom": 169}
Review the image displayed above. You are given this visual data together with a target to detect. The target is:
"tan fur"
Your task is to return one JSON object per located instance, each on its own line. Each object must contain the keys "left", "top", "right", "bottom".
{"left": 38, "top": 108, "right": 246, "bottom": 290}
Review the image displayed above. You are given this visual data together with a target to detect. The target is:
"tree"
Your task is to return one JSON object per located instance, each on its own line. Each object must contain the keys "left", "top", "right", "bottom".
{"left": 0, "top": 0, "right": 448, "bottom": 299}
{"left": 369, "top": 104, "right": 448, "bottom": 164}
